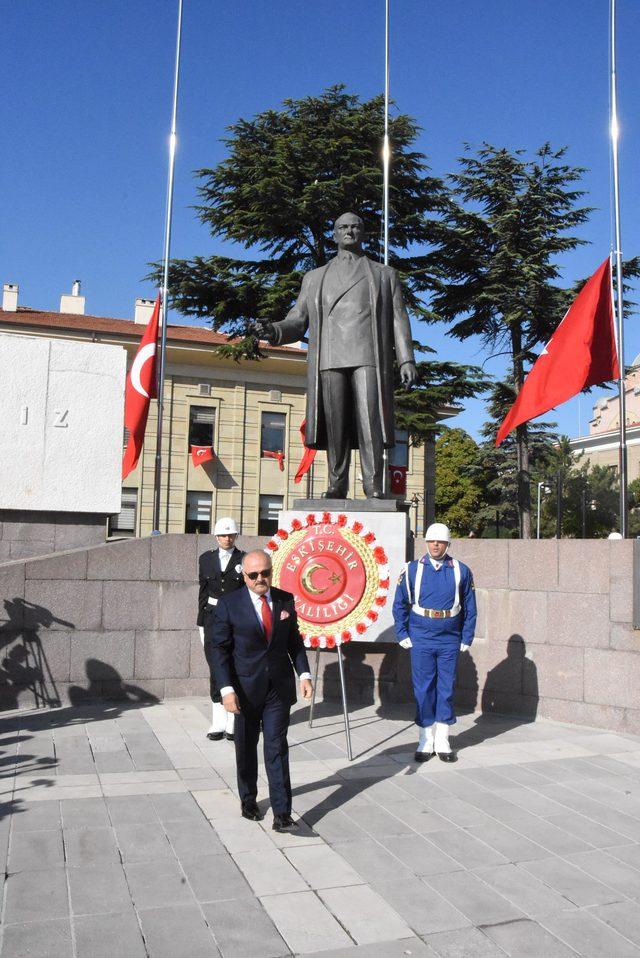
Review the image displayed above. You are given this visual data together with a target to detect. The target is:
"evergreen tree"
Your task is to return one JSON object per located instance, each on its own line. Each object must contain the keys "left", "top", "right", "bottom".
{"left": 537, "top": 440, "right": 620, "bottom": 538}
{"left": 152, "top": 86, "right": 448, "bottom": 360}
{"left": 393, "top": 350, "right": 490, "bottom": 444}
{"left": 434, "top": 429, "right": 484, "bottom": 536}
{"left": 426, "top": 144, "right": 591, "bottom": 537}
{"left": 477, "top": 378, "right": 558, "bottom": 537}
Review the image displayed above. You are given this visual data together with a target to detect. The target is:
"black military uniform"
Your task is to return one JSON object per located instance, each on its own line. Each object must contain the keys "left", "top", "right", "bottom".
{"left": 198, "top": 546, "right": 245, "bottom": 702}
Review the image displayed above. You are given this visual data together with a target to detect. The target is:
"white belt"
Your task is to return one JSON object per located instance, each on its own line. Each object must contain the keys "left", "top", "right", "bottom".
{"left": 411, "top": 604, "right": 461, "bottom": 619}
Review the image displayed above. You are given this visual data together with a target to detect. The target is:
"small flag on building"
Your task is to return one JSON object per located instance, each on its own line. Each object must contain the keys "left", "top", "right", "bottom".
{"left": 263, "top": 449, "right": 285, "bottom": 471}
{"left": 294, "top": 420, "right": 317, "bottom": 483}
{"left": 389, "top": 465, "right": 408, "bottom": 495}
{"left": 191, "top": 445, "right": 215, "bottom": 467}
{"left": 496, "top": 258, "right": 620, "bottom": 446}
{"left": 122, "top": 294, "right": 160, "bottom": 479}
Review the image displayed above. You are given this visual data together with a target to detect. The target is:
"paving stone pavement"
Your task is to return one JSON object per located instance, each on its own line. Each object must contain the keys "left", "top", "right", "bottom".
{"left": 2, "top": 697, "right": 640, "bottom": 957}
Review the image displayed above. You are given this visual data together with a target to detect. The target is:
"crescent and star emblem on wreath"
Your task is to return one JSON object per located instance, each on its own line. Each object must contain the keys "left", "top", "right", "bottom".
{"left": 265, "top": 512, "right": 390, "bottom": 648}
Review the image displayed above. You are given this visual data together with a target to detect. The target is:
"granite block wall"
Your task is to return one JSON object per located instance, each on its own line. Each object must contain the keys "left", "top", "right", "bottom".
{"left": 325, "top": 537, "right": 640, "bottom": 735}
{"left": 1, "top": 534, "right": 639, "bottom": 735}
{"left": 0, "top": 534, "right": 263, "bottom": 710}
{"left": 0, "top": 510, "right": 108, "bottom": 561}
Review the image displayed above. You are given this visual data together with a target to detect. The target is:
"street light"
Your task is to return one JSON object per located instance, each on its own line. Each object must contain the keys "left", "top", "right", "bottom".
{"left": 581, "top": 486, "right": 597, "bottom": 539}
{"left": 536, "top": 481, "right": 552, "bottom": 539}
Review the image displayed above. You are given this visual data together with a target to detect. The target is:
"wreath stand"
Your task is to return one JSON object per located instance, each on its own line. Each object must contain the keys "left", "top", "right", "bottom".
{"left": 307, "top": 645, "right": 353, "bottom": 761}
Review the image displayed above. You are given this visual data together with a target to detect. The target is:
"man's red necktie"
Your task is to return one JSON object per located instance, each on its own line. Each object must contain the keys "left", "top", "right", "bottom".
{"left": 260, "top": 595, "right": 273, "bottom": 642}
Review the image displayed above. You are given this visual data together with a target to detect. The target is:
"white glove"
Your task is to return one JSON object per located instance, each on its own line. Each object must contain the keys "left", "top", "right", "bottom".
{"left": 198, "top": 625, "right": 205, "bottom": 647}
{"left": 399, "top": 637, "right": 413, "bottom": 649}
{"left": 460, "top": 643, "right": 470, "bottom": 652}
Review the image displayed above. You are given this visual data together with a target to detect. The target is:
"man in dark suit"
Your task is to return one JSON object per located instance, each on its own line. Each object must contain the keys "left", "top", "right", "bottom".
{"left": 198, "top": 516, "right": 245, "bottom": 741}
{"left": 257, "top": 212, "right": 417, "bottom": 498}
{"left": 210, "top": 550, "right": 313, "bottom": 832}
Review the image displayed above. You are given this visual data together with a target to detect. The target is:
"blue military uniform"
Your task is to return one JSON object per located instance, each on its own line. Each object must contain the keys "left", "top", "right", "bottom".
{"left": 392, "top": 554, "right": 477, "bottom": 728}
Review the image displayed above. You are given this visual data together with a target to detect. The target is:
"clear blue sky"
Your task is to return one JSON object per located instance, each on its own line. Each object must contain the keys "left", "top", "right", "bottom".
{"left": 3, "top": 0, "right": 639, "bottom": 440}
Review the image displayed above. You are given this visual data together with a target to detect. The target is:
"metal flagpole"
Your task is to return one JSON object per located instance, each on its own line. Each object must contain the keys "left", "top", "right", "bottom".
{"left": 381, "top": 0, "right": 391, "bottom": 496}
{"left": 610, "top": 0, "right": 628, "bottom": 537}
{"left": 383, "top": 0, "right": 390, "bottom": 267}
{"left": 153, "top": 0, "right": 184, "bottom": 533}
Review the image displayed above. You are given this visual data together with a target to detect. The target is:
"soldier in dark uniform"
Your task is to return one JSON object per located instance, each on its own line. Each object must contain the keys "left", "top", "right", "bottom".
{"left": 198, "top": 516, "right": 245, "bottom": 740}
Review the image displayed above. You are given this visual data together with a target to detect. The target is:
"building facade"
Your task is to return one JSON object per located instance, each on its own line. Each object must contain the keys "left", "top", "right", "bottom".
{"left": 569, "top": 357, "right": 640, "bottom": 477}
{"left": 1, "top": 284, "right": 432, "bottom": 542}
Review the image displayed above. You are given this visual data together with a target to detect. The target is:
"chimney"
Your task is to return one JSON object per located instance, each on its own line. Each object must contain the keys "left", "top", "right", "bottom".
{"left": 60, "top": 280, "right": 85, "bottom": 314}
{"left": 2, "top": 283, "right": 18, "bottom": 312}
{"left": 134, "top": 298, "right": 156, "bottom": 325}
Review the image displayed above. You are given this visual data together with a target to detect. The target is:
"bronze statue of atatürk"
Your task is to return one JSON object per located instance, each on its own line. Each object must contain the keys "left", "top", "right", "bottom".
{"left": 258, "top": 212, "right": 417, "bottom": 499}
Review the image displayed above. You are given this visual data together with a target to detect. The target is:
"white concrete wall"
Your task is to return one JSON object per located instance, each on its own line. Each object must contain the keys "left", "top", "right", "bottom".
{"left": 0, "top": 334, "right": 126, "bottom": 513}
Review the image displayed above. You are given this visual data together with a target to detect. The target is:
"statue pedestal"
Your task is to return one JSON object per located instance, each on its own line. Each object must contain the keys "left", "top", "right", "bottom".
{"left": 273, "top": 500, "right": 411, "bottom": 761}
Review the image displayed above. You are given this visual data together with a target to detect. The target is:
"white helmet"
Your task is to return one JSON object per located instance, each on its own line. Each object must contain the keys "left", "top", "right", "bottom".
{"left": 214, "top": 516, "right": 239, "bottom": 536}
{"left": 425, "top": 522, "right": 451, "bottom": 543}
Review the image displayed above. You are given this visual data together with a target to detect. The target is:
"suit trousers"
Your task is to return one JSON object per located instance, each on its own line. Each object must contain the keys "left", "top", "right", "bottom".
{"left": 320, "top": 365, "right": 383, "bottom": 495}
{"left": 235, "top": 684, "right": 292, "bottom": 815}
{"left": 203, "top": 629, "right": 222, "bottom": 703}
{"left": 410, "top": 642, "right": 460, "bottom": 727}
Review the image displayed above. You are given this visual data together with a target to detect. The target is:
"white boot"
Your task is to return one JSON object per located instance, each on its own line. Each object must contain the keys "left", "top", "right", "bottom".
{"left": 207, "top": 702, "right": 227, "bottom": 739}
{"left": 434, "top": 722, "right": 456, "bottom": 762}
{"left": 415, "top": 725, "right": 434, "bottom": 762}
{"left": 225, "top": 709, "right": 235, "bottom": 740}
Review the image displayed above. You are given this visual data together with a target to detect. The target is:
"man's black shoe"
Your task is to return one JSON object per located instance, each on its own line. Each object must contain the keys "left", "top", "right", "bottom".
{"left": 437, "top": 751, "right": 457, "bottom": 763}
{"left": 272, "top": 813, "right": 298, "bottom": 833}
{"left": 414, "top": 751, "right": 433, "bottom": 763}
{"left": 241, "top": 801, "right": 262, "bottom": 821}
{"left": 225, "top": 732, "right": 234, "bottom": 742}
{"left": 206, "top": 731, "right": 224, "bottom": 741}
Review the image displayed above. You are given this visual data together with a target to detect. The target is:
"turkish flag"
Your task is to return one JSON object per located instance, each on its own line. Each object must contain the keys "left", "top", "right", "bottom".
{"left": 122, "top": 294, "right": 161, "bottom": 478}
{"left": 389, "top": 465, "right": 408, "bottom": 495}
{"left": 294, "top": 419, "right": 317, "bottom": 483}
{"left": 191, "top": 445, "right": 215, "bottom": 467}
{"left": 496, "top": 258, "right": 620, "bottom": 446}
{"left": 263, "top": 449, "right": 285, "bottom": 471}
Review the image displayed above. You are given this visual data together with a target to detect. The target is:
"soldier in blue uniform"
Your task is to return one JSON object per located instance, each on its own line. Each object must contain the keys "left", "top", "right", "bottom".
{"left": 392, "top": 522, "right": 477, "bottom": 762}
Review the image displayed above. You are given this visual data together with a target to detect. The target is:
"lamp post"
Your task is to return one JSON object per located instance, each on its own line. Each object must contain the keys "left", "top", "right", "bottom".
{"left": 555, "top": 472, "right": 564, "bottom": 539}
{"left": 536, "top": 481, "right": 552, "bottom": 539}
{"left": 581, "top": 486, "right": 597, "bottom": 539}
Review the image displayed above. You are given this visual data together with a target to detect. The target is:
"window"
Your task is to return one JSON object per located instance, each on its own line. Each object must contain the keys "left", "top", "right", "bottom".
{"left": 185, "top": 491, "right": 212, "bottom": 534}
{"left": 388, "top": 429, "right": 409, "bottom": 467}
{"left": 258, "top": 495, "right": 283, "bottom": 536}
{"left": 188, "top": 406, "right": 216, "bottom": 447}
{"left": 108, "top": 488, "right": 137, "bottom": 537}
{"left": 261, "top": 411, "right": 286, "bottom": 455}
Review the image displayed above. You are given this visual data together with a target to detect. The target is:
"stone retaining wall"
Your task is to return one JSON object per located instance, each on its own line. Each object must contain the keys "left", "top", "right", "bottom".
{"left": 1, "top": 535, "right": 639, "bottom": 734}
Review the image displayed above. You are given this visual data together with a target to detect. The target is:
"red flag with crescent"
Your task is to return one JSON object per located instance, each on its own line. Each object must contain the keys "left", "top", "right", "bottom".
{"left": 191, "top": 445, "right": 215, "bottom": 467}
{"left": 122, "top": 294, "right": 160, "bottom": 478}
{"left": 294, "top": 419, "right": 317, "bottom": 483}
{"left": 496, "top": 259, "right": 619, "bottom": 446}
{"left": 389, "top": 465, "right": 408, "bottom": 495}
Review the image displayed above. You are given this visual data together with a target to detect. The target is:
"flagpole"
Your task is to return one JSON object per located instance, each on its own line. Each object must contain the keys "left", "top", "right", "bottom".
{"left": 382, "top": 0, "right": 391, "bottom": 495}
{"left": 383, "top": 0, "right": 390, "bottom": 268}
{"left": 153, "top": 0, "right": 184, "bottom": 533}
{"left": 610, "top": 0, "right": 628, "bottom": 536}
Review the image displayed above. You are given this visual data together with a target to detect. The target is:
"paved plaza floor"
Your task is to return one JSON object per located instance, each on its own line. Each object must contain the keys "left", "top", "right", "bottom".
{"left": 2, "top": 698, "right": 640, "bottom": 958}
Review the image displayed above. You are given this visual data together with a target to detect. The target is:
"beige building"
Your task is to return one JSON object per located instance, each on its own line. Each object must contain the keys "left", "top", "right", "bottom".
{"left": 1, "top": 283, "right": 431, "bottom": 538}
{"left": 569, "top": 355, "right": 640, "bottom": 477}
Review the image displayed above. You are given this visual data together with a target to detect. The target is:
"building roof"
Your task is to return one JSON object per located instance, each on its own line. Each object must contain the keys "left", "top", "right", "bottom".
{"left": 0, "top": 308, "right": 305, "bottom": 356}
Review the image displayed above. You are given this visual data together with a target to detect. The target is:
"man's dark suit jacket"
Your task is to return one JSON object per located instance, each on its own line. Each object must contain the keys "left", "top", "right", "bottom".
{"left": 197, "top": 547, "right": 245, "bottom": 626}
{"left": 210, "top": 586, "right": 310, "bottom": 708}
